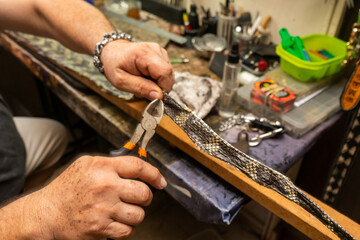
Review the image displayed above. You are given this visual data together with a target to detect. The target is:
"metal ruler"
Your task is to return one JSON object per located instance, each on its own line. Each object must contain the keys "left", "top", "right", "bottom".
{"left": 103, "top": 9, "right": 187, "bottom": 45}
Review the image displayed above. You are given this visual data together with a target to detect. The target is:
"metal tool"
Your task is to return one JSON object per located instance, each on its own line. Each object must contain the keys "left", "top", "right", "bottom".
{"left": 110, "top": 99, "right": 164, "bottom": 160}
{"left": 232, "top": 130, "right": 249, "bottom": 154}
{"left": 107, "top": 99, "right": 163, "bottom": 240}
{"left": 219, "top": 114, "right": 285, "bottom": 147}
{"left": 248, "top": 127, "right": 284, "bottom": 147}
{"left": 219, "top": 114, "right": 282, "bottom": 133}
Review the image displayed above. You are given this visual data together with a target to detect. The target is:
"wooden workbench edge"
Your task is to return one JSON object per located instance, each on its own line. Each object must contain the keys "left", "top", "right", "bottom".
{"left": 74, "top": 71, "right": 360, "bottom": 240}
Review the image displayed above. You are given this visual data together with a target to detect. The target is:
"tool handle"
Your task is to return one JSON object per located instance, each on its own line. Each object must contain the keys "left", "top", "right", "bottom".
{"left": 110, "top": 142, "right": 147, "bottom": 161}
{"left": 110, "top": 141, "right": 135, "bottom": 157}
{"left": 252, "top": 119, "right": 284, "bottom": 133}
{"left": 110, "top": 146, "right": 132, "bottom": 157}
{"left": 107, "top": 144, "right": 146, "bottom": 240}
{"left": 137, "top": 147, "right": 148, "bottom": 161}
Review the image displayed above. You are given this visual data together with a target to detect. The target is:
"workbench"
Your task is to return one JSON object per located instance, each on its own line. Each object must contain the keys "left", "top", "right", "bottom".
{"left": 1, "top": 11, "right": 359, "bottom": 239}
{"left": 0, "top": 30, "right": 245, "bottom": 224}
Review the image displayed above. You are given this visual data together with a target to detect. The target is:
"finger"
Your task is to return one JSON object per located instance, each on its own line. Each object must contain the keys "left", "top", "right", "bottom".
{"left": 148, "top": 43, "right": 170, "bottom": 63}
{"left": 145, "top": 42, "right": 169, "bottom": 62}
{"left": 160, "top": 48, "right": 170, "bottom": 63}
{"left": 112, "top": 156, "right": 167, "bottom": 190}
{"left": 103, "top": 221, "right": 135, "bottom": 240}
{"left": 111, "top": 69, "right": 163, "bottom": 100}
{"left": 134, "top": 54, "right": 174, "bottom": 93}
{"left": 118, "top": 179, "right": 153, "bottom": 206}
{"left": 111, "top": 201, "right": 146, "bottom": 226}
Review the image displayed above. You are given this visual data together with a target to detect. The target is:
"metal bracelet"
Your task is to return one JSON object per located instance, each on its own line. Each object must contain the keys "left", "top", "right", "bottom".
{"left": 93, "top": 31, "right": 133, "bottom": 73}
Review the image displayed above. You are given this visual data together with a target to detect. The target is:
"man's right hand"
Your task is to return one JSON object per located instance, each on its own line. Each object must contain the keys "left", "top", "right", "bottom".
{"left": 23, "top": 155, "right": 167, "bottom": 240}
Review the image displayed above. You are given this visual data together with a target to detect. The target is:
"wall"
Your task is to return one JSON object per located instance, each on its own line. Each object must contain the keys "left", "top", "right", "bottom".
{"left": 186, "top": 0, "right": 346, "bottom": 44}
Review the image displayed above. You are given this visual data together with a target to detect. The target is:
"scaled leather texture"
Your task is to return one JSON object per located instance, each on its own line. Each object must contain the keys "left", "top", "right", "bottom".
{"left": 163, "top": 93, "right": 355, "bottom": 240}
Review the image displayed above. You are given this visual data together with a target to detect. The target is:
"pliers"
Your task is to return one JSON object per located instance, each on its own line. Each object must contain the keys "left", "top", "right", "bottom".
{"left": 110, "top": 99, "right": 164, "bottom": 160}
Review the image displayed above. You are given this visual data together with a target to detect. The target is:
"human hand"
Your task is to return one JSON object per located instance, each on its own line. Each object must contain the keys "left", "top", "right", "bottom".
{"left": 31, "top": 155, "right": 167, "bottom": 240}
{"left": 100, "top": 40, "right": 174, "bottom": 100}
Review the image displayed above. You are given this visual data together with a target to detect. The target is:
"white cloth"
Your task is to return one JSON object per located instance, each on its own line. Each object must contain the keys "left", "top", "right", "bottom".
{"left": 169, "top": 72, "right": 221, "bottom": 119}
{"left": 14, "top": 117, "right": 69, "bottom": 176}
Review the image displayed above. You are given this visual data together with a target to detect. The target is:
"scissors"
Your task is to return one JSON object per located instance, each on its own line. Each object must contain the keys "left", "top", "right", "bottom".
{"left": 110, "top": 99, "right": 164, "bottom": 160}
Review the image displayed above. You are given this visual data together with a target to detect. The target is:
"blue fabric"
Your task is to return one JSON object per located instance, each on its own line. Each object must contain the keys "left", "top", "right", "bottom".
{"left": 220, "top": 112, "right": 342, "bottom": 173}
{"left": 165, "top": 155, "right": 246, "bottom": 224}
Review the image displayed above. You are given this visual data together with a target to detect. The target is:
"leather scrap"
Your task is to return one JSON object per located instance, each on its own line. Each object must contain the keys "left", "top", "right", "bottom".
{"left": 169, "top": 72, "right": 221, "bottom": 119}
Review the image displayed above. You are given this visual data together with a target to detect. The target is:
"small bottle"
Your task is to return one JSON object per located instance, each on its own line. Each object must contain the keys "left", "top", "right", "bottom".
{"left": 188, "top": 4, "right": 200, "bottom": 30}
{"left": 219, "top": 43, "right": 241, "bottom": 118}
{"left": 127, "top": 0, "right": 140, "bottom": 19}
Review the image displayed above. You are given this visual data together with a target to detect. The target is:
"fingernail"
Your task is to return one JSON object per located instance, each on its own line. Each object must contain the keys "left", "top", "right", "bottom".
{"left": 149, "top": 91, "right": 160, "bottom": 100}
{"left": 160, "top": 177, "right": 167, "bottom": 188}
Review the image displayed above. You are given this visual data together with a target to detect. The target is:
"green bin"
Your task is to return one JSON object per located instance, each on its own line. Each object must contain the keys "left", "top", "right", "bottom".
{"left": 276, "top": 34, "right": 346, "bottom": 82}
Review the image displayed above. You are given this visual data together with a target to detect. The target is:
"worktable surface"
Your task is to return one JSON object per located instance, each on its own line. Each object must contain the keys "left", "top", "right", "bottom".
{"left": 1, "top": 10, "right": 359, "bottom": 239}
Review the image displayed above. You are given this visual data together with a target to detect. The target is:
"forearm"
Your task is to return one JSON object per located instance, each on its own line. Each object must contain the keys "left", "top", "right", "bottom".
{"left": 0, "top": 0, "right": 174, "bottom": 99}
{"left": 0, "top": 192, "right": 49, "bottom": 239}
{"left": 33, "top": 0, "right": 114, "bottom": 54}
{"left": 0, "top": 0, "right": 114, "bottom": 54}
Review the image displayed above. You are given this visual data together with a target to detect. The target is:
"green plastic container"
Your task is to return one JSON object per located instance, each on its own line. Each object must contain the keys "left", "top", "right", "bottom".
{"left": 276, "top": 34, "right": 346, "bottom": 82}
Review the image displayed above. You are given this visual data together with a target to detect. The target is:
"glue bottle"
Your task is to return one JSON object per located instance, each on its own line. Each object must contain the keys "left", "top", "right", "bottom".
{"left": 188, "top": 4, "right": 200, "bottom": 30}
{"left": 219, "top": 43, "right": 241, "bottom": 118}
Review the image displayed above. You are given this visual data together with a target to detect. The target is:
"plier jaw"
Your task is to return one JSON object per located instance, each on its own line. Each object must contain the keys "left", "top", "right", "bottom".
{"left": 110, "top": 99, "right": 164, "bottom": 160}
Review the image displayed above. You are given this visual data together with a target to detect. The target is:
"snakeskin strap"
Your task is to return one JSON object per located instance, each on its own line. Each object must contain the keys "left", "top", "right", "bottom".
{"left": 324, "top": 108, "right": 360, "bottom": 204}
{"left": 163, "top": 93, "right": 355, "bottom": 240}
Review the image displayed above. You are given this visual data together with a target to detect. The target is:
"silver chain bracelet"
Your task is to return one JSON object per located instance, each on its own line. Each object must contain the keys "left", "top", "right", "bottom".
{"left": 93, "top": 31, "right": 133, "bottom": 73}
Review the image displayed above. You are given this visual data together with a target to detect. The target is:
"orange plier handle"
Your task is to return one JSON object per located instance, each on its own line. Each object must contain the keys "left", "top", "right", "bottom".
{"left": 110, "top": 141, "right": 147, "bottom": 160}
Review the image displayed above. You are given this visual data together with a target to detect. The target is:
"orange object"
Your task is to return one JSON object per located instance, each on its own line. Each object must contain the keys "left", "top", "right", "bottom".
{"left": 124, "top": 142, "right": 136, "bottom": 150}
{"left": 341, "top": 62, "right": 360, "bottom": 111}
{"left": 255, "top": 15, "right": 271, "bottom": 35}
{"left": 138, "top": 147, "right": 147, "bottom": 158}
{"left": 127, "top": 8, "right": 140, "bottom": 19}
{"left": 251, "top": 79, "right": 296, "bottom": 113}
{"left": 126, "top": 0, "right": 140, "bottom": 19}
{"left": 309, "top": 50, "right": 328, "bottom": 60}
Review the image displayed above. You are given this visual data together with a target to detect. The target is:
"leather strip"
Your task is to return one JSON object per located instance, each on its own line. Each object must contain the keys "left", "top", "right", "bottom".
{"left": 323, "top": 107, "right": 360, "bottom": 204}
{"left": 163, "top": 93, "right": 355, "bottom": 240}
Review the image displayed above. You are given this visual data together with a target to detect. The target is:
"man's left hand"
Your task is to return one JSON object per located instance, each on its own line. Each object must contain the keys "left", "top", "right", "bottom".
{"left": 100, "top": 40, "right": 174, "bottom": 100}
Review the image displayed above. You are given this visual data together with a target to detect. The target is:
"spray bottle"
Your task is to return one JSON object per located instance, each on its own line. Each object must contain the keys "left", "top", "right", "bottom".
{"left": 219, "top": 43, "right": 241, "bottom": 118}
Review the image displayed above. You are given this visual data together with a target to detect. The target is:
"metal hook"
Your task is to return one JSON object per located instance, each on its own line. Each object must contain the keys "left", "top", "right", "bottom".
{"left": 248, "top": 128, "right": 284, "bottom": 147}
